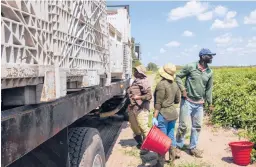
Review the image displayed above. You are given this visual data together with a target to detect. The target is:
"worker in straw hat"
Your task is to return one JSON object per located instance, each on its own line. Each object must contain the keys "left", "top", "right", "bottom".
{"left": 153, "top": 63, "right": 181, "bottom": 162}
{"left": 127, "top": 65, "right": 152, "bottom": 149}
{"left": 127, "top": 65, "right": 159, "bottom": 166}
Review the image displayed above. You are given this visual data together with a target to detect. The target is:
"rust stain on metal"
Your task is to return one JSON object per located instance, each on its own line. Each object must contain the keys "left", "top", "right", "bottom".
{"left": 82, "top": 82, "right": 89, "bottom": 87}
{"left": 41, "top": 71, "right": 56, "bottom": 102}
{"left": 5, "top": 67, "right": 37, "bottom": 78}
{"left": 67, "top": 69, "right": 87, "bottom": 76}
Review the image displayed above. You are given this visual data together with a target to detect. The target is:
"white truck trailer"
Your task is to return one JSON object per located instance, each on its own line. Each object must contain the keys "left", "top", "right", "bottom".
{"left": 107, "top": 6, "right": 132, "bottom": 80}
{"left": 1, "top": 1, "right": 132, "bottom": 167}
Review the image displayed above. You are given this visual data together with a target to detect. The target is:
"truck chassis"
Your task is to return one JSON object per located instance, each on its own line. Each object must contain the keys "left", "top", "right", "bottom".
{"left": 2, "top": 80, "right": 129, "bottom": 167}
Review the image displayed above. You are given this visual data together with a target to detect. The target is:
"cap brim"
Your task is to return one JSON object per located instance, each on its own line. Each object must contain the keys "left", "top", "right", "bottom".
{"left": 158, "top": 67, "right": 175, "bottom": 81}
{"left": 200, "top": 52, "right": 216, "bottom": 56}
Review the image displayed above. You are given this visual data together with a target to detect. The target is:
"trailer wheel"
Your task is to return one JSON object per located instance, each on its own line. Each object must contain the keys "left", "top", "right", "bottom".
{"left": 68, "top": 127, "right": 105, "bottom": 167}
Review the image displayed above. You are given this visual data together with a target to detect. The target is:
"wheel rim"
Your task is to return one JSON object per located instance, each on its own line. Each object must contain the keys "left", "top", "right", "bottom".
{"left": 92, "top": 154, "right": 103, "bottom": 167}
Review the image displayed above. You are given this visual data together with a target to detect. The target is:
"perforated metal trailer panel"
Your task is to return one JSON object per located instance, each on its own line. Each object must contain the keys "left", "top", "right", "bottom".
{"left": 1, "top": 0, "right": 110, "bottom": 89}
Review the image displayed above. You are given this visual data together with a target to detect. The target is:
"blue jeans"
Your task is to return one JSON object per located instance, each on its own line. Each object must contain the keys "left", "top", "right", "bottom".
{"left": 176, "top": 99, "right": 204, "bottom": 149}
{"left": 157, "top": 113, "right": 176, "bottom": 147}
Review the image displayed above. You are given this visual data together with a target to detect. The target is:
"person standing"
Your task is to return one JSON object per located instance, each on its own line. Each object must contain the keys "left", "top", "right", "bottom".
{"left": 127, "top": 65, "right": 152, "bottom": 149}
{"left": 175, "top": 48, "right": 215, "bottom": 158}
{"left": 153, "top": 63, "right": 181, "bottom": 162}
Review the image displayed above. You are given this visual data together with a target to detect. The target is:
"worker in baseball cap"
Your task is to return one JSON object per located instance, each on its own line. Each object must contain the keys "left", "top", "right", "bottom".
{"left": 199, "top": 48, "right": 216, "bottom": 64}
{"left": 175, "top": 48, "right": 216, "bottom": 158}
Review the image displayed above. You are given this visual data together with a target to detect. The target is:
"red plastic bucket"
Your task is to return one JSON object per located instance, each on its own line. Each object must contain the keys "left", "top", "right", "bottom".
{"left": 229, "top": 141, "right": 254, "bottom": 166}
{"left": 141, "top": 126, "right": 172, "bottom": 155}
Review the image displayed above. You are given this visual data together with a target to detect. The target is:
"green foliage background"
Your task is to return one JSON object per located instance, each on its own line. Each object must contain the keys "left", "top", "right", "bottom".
{"left": 210, "top": 67, "right": 256, "bottom": 162}
{"left": 147, "top": 62, "right": 158, "bottom": 72}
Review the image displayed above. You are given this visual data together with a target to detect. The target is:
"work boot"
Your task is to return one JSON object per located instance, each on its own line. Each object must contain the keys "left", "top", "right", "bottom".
{"left": 175, "top": 147, "right": 181, "bottom": 159}
{"left": 189, "top": 148, "right": 203, "bottom": 158}
{"left": 134, "top": 135, "right": 143, "bottom": 149}
{"left": 169, "top": 147, "right": 175, "bottom": 162}
{"left": 169, "top": 147, "right": 181, "bottom": 162}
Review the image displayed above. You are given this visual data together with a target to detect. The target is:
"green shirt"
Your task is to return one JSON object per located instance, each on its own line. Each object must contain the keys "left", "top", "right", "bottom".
{"left": 175, "top": 62, "right": 213, "bottom": 105}
{"left": 154, "top": 79, "right": 181, "bottom": 121}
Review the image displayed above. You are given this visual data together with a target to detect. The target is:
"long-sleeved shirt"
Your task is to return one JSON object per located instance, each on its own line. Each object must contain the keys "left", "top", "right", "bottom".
{"left": 175, "top": 62, "right": 213, "bottom": 105}
{"left": 127, "top": 77, "right": 152, "bottom": 112}
{"left": 154, "top": 79, "right": 181, "bottom": 121}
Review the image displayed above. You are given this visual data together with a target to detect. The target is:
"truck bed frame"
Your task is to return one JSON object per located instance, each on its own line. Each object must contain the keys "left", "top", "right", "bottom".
{"left": 1, "top": 80, "right": 129, "bottom": 167}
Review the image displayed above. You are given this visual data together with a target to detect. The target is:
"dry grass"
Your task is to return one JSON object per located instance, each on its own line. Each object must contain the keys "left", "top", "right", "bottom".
{"left": 121, "top": 147, "right": 140, "bottom": 157}
{"left": 174, "top": 161, "right": 213, "bottom": 167}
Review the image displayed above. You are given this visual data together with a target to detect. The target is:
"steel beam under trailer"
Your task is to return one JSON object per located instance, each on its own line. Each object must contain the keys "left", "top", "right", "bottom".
{"left": 1, "top": 80, "right": 129, "bottom": 167}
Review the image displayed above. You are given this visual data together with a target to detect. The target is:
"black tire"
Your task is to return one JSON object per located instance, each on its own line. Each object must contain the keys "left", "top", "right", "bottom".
{"left": 117, "top": 98, "right": 129, "bottom": 121}
{"left": 68, "top": 127, "right": 105, "bottom": 167}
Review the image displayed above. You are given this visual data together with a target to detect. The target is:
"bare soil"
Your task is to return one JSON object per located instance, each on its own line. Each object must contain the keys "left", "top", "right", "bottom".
{"left": 106, "top": 120, "right": 255, "bottom": 167}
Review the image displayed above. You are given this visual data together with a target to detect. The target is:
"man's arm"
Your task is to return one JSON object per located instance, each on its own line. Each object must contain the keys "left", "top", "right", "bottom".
{"left": 176, "top": 64, "right": 190, "bottom": 92}
{"left": 134, "top": 78, "right": 152, "bottom": 101}
{"left": 205, "top": 74, "right": 213, "bottom": 106}
{"left": 140, "top": 88, "right": 152, "bottom": 101}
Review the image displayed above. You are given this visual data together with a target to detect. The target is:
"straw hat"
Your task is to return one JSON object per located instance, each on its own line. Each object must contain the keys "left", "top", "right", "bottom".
{"left": 134, "top": 65, "right": 147, "bottom": 77}
{"left": 158, "top": 63, "right": 176, "bottom": 81}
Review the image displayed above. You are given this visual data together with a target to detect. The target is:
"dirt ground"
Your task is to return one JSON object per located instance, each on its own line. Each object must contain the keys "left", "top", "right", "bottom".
{"left": 106, "top": 74, "right": 255, "bottom": 167}
{"left": 106, "top": 120, "right": 255, "bottom": 167}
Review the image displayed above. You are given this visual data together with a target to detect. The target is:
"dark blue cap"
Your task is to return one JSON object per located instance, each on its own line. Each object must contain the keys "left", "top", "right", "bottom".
{"left": 199, "top": 48, "right": 216, "bottom": 56}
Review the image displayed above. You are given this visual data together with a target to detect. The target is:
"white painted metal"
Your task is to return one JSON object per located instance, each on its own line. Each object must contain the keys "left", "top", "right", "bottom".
{"left": 107, "top": 7, "right": 132, "bottom": 79}
{"left": 108, "top": 23, "right": 124, "bottom": 79}
{"left": 1, "top": 0, "right": 111, "bottom": 92}
{"left": 123, "top": 43, "right": 132, "bottom": 79}
{"left": 107, "top": 8, "right": 131, "bottom": 43}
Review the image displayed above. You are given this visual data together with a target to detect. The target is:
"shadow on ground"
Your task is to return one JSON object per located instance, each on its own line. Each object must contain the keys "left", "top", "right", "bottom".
{"left": 119, "top": 139, "right": 137, "bottom": 147}
{"left": 221, "top": 157, "right": 234, "bottom": 164}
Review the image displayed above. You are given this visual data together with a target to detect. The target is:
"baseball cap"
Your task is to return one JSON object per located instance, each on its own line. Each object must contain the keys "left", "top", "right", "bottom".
{"left": 199, "top": 48, "right": 216, "bottom": 56}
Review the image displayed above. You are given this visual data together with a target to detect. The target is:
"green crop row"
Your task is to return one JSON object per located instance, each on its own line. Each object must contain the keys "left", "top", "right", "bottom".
{"left": 210, "top": 67, "right": 256, "bottom": 162}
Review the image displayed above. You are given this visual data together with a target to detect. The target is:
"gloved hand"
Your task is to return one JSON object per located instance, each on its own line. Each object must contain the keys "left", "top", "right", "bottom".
{"left": 152, "top": 117, "right": 158, "bottom": 126}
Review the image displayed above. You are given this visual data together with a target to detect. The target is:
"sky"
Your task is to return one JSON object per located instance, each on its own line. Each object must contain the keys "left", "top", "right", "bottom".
{"left": 107, "top": 1, "right": 256, "bottom": 66}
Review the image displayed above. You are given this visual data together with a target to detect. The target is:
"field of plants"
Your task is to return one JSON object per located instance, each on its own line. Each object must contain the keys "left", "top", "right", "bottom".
{"left": 211, "top": 67, "right": 256, "bottom": 161}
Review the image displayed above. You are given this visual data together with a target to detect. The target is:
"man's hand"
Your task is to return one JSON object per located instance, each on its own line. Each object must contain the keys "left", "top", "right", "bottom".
{"left": 182, "top": 90, "right": 188, "bottom": 99}
{"left": 208, "top": 105, "right": 214, "bottom": 112}
{"left": 133, "top": 95, "right": 141, "bottom": 100}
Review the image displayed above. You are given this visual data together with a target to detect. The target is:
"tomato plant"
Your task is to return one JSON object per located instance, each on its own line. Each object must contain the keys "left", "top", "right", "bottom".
{"left": 210, "top": 67, "right": 256, "bottom": 162}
